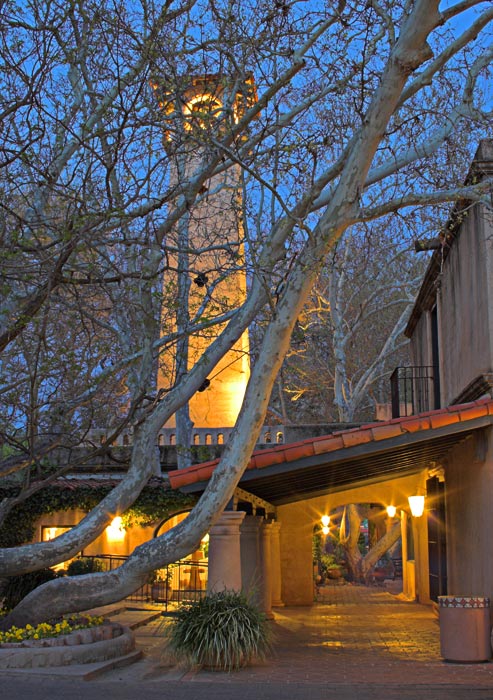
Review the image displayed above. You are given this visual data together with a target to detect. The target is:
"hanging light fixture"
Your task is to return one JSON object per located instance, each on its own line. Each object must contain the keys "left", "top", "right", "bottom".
{"left": 321, "top": 514, "right": 330, "bottom": 535}
{"left": 386, "top": 505, "right": 397, "bottom": 519}
{"left": 408, "top": 494, "right": 425, "bottom": 517}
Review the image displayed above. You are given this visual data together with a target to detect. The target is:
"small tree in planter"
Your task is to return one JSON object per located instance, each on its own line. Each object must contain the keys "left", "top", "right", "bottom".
{"left": 166, "top": 590, "right": 272, "bottom": 671}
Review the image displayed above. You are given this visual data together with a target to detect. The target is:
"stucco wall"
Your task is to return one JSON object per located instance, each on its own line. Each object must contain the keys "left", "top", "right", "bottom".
{"left": 35, "top": 509, "right": 155, "bottom": 561}
{"left": 277, "top": 502, "right": 314, "bottom": 606}
{"left": 409, "top": 309, "right": 432, "bottom": 369}
{"left": 444, "top": 426, "right": 493, "bottom": 598}
{"left": 438, "top": 205, "right": 493, "bottom": 404}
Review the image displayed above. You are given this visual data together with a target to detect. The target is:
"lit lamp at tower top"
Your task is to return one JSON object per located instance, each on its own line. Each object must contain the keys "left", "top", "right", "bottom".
{"left": 151, "top": 73, "right": 258, "bottom": 143}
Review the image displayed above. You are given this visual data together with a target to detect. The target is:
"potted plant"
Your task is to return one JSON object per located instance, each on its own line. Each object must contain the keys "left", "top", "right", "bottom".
{"left": 320, "top": 554, "right": 343, "bottom": 581}
{"left": 165, "top": 590, "right": 272, "bottom": 671}
{"left": 151, "top": 565, "right": 175, "bottom": 602}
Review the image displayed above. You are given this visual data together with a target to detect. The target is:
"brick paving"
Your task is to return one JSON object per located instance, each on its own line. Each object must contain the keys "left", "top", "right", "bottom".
{"left": 100, "top": 584, "right": 493, "bottom": 692}
{"left": 4, "top": 585, "right": 493, "bottom": 699}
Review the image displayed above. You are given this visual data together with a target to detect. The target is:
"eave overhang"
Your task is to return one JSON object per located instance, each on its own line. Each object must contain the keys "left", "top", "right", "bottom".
{"left": 168, "top": 399, "right": 493, "bottom": 506}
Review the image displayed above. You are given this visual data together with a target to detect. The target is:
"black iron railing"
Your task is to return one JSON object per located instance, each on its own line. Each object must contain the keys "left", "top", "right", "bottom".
{"left": 390, "top": 366, "right": 438, "bottom": 418}
{"left": 73, "top": 554, "right": 208, "bottom": 611}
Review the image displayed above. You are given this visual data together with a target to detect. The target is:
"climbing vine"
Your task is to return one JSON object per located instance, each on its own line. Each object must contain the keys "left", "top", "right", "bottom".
{"left": 0, "top": 479, "right": 196, "bottom": 548}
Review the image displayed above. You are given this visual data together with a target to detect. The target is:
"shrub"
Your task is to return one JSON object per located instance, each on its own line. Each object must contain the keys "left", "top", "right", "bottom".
{"left": 166, "top": 590, "right": 272, "bottom": 671}
{"left": 1, "top": 568, "right": 60, "bottom": 611}
{"left": 66, "top": 557, "right": 104, "bottom": 576}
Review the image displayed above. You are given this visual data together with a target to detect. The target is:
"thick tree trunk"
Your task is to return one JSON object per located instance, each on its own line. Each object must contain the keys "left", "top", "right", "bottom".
{"left": 360, "top": 521, "right": 401, "bottom": 582}
{"left": 341, "top": 504, "right": 401, "bottom": 583}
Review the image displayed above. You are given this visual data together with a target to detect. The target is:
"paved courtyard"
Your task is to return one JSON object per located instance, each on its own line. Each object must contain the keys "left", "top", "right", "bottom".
{"left": 4, "top": 585, "right": 493, "bottom": 699}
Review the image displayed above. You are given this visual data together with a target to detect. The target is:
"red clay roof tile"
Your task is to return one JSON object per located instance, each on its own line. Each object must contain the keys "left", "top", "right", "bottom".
{"left": 458, "top": 404, "right": 489, "bottom": 421}
{"left": 312, "top": 436, "right": 345, "bottom": 454}
{"left": 167, "top": 398, "right": 493, "bottom": 490}
{"left": 370, "top": 423, "right": 404, "bottom": 441}
{"left": 400, "top": 417, "right": 431, "bottom": 433}
{"left": 283, "top": 443, "right": 315, "bottom": 461}
{"left": 429, "top": 412, "right": 460, "bottom": 429}
{"left": 341, "top": 431, "right": 372, "bottom": 448}
{"left": 251, "top": 449, "right": 286, "bottom": 469}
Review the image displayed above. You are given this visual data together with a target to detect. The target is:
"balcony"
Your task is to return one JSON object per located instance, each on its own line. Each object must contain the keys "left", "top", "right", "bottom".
{"left": 390, "top": 366, "right": 439, "bottom": 419}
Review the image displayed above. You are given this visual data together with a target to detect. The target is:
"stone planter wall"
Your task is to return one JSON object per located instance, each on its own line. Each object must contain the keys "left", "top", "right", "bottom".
{"left": 0, "top": 622, "right": 135, "bottom": 669}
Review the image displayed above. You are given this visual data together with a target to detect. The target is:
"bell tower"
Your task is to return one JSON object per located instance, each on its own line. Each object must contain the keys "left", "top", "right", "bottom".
{"left": 156, "top": 75, "right": 256, "bottom": 431}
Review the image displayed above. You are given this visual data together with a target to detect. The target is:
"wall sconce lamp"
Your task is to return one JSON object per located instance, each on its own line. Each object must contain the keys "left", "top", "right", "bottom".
{"left": 106, "top": 516, "right": 126, "bottom": 542}
{"left": 386, "top": 505, "right": 397, "bottom": 519}
{"left": 408, "top": 494, "right": 425, "bottom": 517}
{"left": 321, "top": 514, "right": 330, "bottom": 535}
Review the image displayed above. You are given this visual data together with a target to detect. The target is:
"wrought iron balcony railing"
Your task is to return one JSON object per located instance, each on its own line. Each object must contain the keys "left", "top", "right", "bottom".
{"left": 390, "top": 366, "right": 439, "bottom": 418}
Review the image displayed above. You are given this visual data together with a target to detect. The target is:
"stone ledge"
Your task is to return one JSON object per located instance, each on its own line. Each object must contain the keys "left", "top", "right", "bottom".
{"left": 0, "top": 624, "right": 135, "bottom": 669}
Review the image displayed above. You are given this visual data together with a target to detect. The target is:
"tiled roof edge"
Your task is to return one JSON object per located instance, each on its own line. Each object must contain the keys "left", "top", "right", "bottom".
{"left": 167, "top": 398, "right": 493, "bottom": 490}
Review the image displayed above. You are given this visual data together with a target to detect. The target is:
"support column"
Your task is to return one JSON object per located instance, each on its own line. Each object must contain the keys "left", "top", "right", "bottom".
{"left": 401, "top": 510, "right": 415, "bottom": 600}
{"left": 259, "top": 520, "right": 274, "bottom": 619}
{"left": 270, "top": 521, "right": 284, "bottom": 607}
{"left": 240, "top": 515, "right": 263, "bottom": 606}
{"left": 207, "top": 510, "right": 246, "bottom": 593}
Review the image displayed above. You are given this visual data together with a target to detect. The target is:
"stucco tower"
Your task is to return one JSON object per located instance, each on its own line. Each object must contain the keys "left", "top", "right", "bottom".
{"left": 157, "top": 75, "right": 255, "bottom": 430}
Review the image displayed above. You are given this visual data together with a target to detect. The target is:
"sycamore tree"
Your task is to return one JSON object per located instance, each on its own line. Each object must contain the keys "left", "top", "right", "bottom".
{"left": 272, "top": 223, "right": 426, "bottom": 424}
{"left": 1, "top": 0, "right": 493, "bottom": 629}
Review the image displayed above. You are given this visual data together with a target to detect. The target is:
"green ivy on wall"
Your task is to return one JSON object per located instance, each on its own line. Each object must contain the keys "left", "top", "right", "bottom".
{"left": 0, "top": 479, "right": 197, "bottom": 548}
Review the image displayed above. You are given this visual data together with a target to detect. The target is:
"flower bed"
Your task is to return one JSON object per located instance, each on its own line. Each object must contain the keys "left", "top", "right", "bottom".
{"left": 0, "top": 615, "right": 105, "bottom": 647}
{"left": 0, "top": 619, "right": 136, "bottom": 669}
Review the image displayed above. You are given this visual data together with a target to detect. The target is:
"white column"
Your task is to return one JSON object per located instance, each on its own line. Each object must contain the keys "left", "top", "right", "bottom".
{"left": 270, "top": 520, "right": 284, "bottom": 607}
{"left": 207, "top": 510, "right": 246, "bottom": 593}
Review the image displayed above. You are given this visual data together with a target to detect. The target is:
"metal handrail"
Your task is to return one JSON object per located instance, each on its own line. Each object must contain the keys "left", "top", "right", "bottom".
{"left": 71, "top": 554, "right": 208, "bottom": 611}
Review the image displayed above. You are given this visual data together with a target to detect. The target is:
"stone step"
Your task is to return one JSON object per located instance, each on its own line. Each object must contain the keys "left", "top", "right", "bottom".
{"left": 1, "top": 649, "right": 143, "bottom": 681}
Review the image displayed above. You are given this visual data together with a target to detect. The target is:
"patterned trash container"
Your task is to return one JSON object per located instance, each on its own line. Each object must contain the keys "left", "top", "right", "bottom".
{"left": 438, "top": 596, "right": 491, "bottom": 663}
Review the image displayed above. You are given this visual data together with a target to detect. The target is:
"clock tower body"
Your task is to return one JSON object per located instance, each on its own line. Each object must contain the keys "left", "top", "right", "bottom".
{"left": 158, "top": 75, "right": 254, "bottom": 430}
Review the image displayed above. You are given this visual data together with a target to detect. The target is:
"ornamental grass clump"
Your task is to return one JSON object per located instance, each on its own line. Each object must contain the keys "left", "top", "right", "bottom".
{"left": 166, "top": 590, "right": 272, "bottom": 671}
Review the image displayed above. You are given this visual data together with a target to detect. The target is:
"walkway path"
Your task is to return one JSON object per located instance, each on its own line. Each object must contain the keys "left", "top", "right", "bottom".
{"left": 4, "top": 585, "right": 493, "bottom": 699}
